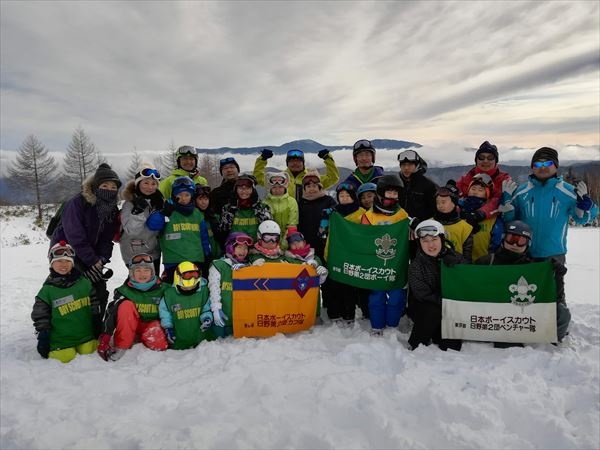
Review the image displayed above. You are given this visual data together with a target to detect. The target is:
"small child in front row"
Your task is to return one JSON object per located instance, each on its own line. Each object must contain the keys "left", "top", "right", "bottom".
{"left": 97, "top": 253, "right": 169, "bottom": 361}
{"left": 208, "top": 232, "right": 254, "bottom": 338}
{"left": 31, "top": 241, "right": 97, "bottom": 363}
{"left": 159, "top": 261, "right": 214, "bottom": 349}
{"left": 249, "top": 220, "right": 289, "bottom": 264}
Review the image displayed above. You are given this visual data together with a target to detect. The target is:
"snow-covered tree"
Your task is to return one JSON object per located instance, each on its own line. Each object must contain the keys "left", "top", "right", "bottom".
{"left": 63, "top": 126, "right": 101, "bottom": 185}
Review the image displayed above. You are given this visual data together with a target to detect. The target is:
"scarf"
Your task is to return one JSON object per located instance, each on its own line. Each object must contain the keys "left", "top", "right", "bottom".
{"left": 254, "top": 243, "right": 282, "bottom": 258}
{"left": 175, "top": 202, "right": 196, "bottom": 216}
{"left": 95, "top": 188, "right": 118, "bottom": 225}
{"left": 302, "top": 189, "right": 326, "bottom": 201}
{"left": 289, "top": 243, "right": 311, "bottom": 258}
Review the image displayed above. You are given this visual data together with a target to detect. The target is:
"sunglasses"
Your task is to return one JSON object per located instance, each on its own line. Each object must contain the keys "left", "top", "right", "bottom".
{"left": 177, "top": 146, "right": 198, "bottom": 156}
{"left": 269, "top": 177, "right": 287, "bottom": 186}
{"left": 50, "top": 246, "right": 75, "bottom": 258}
{"left": 504, "top": 234, "right": 529, "bottom": 247}
{"left": 139, "top": 167, "right": 161, "bottom": 181}
{"left": 472, "top": 173, "right": 493, "bottom": 186}
{"left": 234, "top": 235, "right": 254, "bottom": 247}
{"left": 173, "top": 177, "right": 195, "bottom": 188}
{"left": 353, "top": 139, "right": 373, "bottom": 151}
{"left": 131, "top": 253, "right": 153, "bottom": 264}
{"left": 261, "top": 233, "right": 280, "bottom": 243}
{"left": 398, "top": 150, "right": 418, "bottom": 163}
{"left": 477, "top": 154, "right": 496, "bottom": 161}
{"left": 416, "top": 226, "right": 443, "bottom": 239}
{"left": 532, "top": 160, "right": 554, "bottom": 168}
{"left": 287, "top": 150, "right": 304, "bottom": 159}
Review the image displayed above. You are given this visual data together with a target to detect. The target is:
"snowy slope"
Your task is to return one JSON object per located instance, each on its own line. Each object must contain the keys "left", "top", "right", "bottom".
{"left": 0, "top": 207, "right": 598, "bottom": 450}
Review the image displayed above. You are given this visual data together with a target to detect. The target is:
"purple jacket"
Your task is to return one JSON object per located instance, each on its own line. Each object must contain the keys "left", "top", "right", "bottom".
{"left": 51, "top": 177, "right": 118, "bottom": 269}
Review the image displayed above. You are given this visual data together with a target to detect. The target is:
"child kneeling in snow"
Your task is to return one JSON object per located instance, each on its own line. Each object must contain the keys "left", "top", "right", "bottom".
{"left": 159, "top": 261, "right": 213, "bottom": 349}
{"left": 97, "top": 253, "right": 169, "bottom": 361}
{"left": 32, "top": 241, "right": 97, "bottom": 363}
{"left": 208, "top": 232, "right": 254, "bottom": 338}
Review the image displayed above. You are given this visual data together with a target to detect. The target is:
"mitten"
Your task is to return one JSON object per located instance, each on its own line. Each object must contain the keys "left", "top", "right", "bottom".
{"left": 317, "top": 149, "right": 330, "bottom": 160}
{"left": 575, "top": 181, "right": 592, "bottom": 217}
{"left": 84, "top": 264, "right": 104, "bottom": 283}
{"left": 200, "top": 312, "right": 213, "bottom": 331}
{"left": 131, "top": 196, "right": 148, "bottom": 215}
{"left": 252, "top": 258, "right": 265, "bottom": 266}
{"left": 231, "top": 263, "right": 248, "bottom": 271}
{"left": 164, "top": 328, "right": 176, "bottom": 345}
{"left": 161, "top": 201, "right": 176, "bottom": 218}
{"left": 36, "top": 330, "right": 50, "bottom": 359}
{"left": 306, "top": 259, "right": 319, "bottom": 268}
{"left": 260, "top": 149, "right": 273, "bottom": 160}
{"left": 316, "top": 265, "right": 328, "bottom": 284}
{"left": 97, "top": 333, "right": 113, "bottom": 361}
{"left": 212, "top": 308, "right": 228, "bottom": 327}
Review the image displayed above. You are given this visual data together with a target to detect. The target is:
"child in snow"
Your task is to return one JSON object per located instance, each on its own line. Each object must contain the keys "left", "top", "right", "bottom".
{"left": 459, "top": 173, "right": 503, "bottom": 262}
{"left": 361, "top": 174, "right": 410, "bottom": 335}
{"left": 146, "top": 176, "right": 211, "bottom": 284}
{"left": 249, "top": 220, "right": 289, "bottom": 264}
{"left": 97, "top": 253, "right": 169, "bottom": 361}
{"left": 408, "top": 220, "right": 465, "bottom": 351}
{"left": 263, "top": 171, "right": 299, "bottom": 250}
{"left": 31, "top": 241, "right": 97, "bottom": 363}
{"left": 357, "top": 182, "right": 377, "bottom": 211}
{"left": 208, "top": 232, "right": 254, "bottom": 338}
{"left": 433, "top": 180, "right": 474, "bottom": 262}
{"left": 159, "top": 261, "right": 213, "bottom": 349}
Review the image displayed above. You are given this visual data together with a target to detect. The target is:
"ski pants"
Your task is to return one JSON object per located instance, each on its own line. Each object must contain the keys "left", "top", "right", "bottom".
{"left": 326, "top": 279, "right": 358, "bottom": 321}
{"left": 114, "top": 300, "right": 168, "bottom": 351}
{"left": 408, "top": 301, "right": 462, "bottom": 351}
{"left": 368, "top": 288, "right": 407, "bottom": 330}
{"left": 49, "top": 339, "right": 98, "bottom": 363}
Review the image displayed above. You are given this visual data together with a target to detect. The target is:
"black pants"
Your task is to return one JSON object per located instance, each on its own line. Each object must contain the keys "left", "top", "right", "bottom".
{"left": 92, "top": 278, "right": 109, "bottom": 338}
{"left": 408, "top": 301, "right": 462, "bottom": 351}
{"left": 326, "top": 279, "right": 358, "bottom": 321}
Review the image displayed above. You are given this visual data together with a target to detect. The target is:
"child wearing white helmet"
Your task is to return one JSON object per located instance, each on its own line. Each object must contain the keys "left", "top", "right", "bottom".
{"left": 249, "top": 220, "right": 288, "bottom": 263}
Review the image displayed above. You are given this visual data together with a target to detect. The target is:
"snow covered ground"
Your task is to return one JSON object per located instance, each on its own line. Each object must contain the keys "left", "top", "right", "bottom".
{"left": 1, "top": 207, "right": 598, "bottom": 450}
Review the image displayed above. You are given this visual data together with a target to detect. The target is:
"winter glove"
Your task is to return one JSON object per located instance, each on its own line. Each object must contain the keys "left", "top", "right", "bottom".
{"left": 496, "top": 201, "right": 514, "bottom": 214}
{"left": 164, "top": 328, "right": 176, "bottom": 345}
{"left": 306, "top": 259, "right": 319, "bottom": 268}
{"left": 36, "top": 330, "right": 50, "bottom": 359}
{"left": 231, "top": 263, "right": 248, "bottom": 271}
{"left": 252, "top": 258, "right": 266, "bottom": 266}
{"left": 502, "top": 179, "right": 518, "bottom": 197}
{"left": 462, "top": 210, "right": 485, "bottom": 229}
{"left": 161, "top": 201, "right": 176, "bottom": 218}
{"left": 84, "top": 262, "right": 104, "bottom": 284}
{"left": 316, "top": 265, "right": 328, "bottom": 284}
{"left": 575, "top": 181, "right": 592, "bottom": 217}
{"left": 317, "top": 149, "right": 330, "bottom": 160}
{"left": 200, "top": 312, "right": 213, "bottom": 331}
{"left": 260, "top": 149, "right": 274, "bottom": 160}
{"left": 212, "top": 308, "right": 228, "bottom": 327}
{"left": 131, "top": 196, "right": 148, "bottom": 215}
{"left": 97, "top": 333, "right": 114, "bottom": 361}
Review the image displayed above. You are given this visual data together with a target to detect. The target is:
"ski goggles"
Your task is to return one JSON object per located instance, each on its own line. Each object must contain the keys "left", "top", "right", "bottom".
{"left": 504, "top": 233, "right": 529, "bottom": 247}
{"left": 532, "top": 160, "right": 554, "bottom": 168}
{"left": 180, "top": 270, "right": 200, "bottom": 280}
{"left": 131, "top": 253, "right": 153, "bottom": 264}
{"left": 261, "top": 233, "right": 280, "bottom": 243}
{"left": 477, "top": 154, "right": 496, "bottom": 161}
{"left": 336, "top": 182, "right": 355, "bottom": 193}
{"left": 286, "top": 150, "right": 304, "bottom": 159}
{"left": 177, "top": 146, "right": 198, "bottom": 156}
{"left": 173, "top": 177, "right": 195, "bottom": 188}
{"left": 416, "top": 226, "right": 443, "bottom": 239}
{"left": 268, "top": 177, "right": 287, "bottom": 186}
{"left": 287, "top": 233, "right": 305, "bottom": 244}
{"left": 471, "top": 173, "right": 493, "bottom": 186}
{"left": 234, "top": 235, "right": 254, "bottom": 247}
{"left": 49, "top": 245, "right": 75, "bottom": 258}
{"left": 398, "top": 150, "right": 418, "bottom": 163}
{"left": 353, "top": 139, "right": 374, "bottom": 151}
{"left": 139, "top": 168, "right": 161, "bottom": 180}
{"left": 219, "top": 157, "right": 236, "bottom": 166}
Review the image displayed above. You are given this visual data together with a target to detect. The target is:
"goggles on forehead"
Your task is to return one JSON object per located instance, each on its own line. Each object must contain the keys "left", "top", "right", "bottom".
{"left": 177, "top": 146, "right": 198, "bottom": 156}
{"left": 173, "top": 177, "right": 195, "bottom": 188}
{"left": 50, "top": 246, "right": 75, "bottom": 258}
{"left": 287, "top": 150, "right": 304, "bottom": 159}
{"left": 131, "top": 253, "right": 153, "bottom": 264}
{"left": 220, "top": 157, "right": 236, "bottom": 165}
{"left": 234, "top": 235, "right": 254, "bottom": 247}
{"left": 353, "top": 139, "right": 374, "bottom": 151}
{"left": 504, "top": 233, "right": 529, "bottom": 247}
{"left": 532, "top": 160, "right": 554, "bottom": 168}
{"left": 336, "top": 182, "right": 354, "bottom": 193}
{"left": 472, "top": 173, "right": 493, "bottom": 186}
{"left": 261, "top": 233, "right": 280, "bottom": 243}
{"left": 398, "top": 150, "right": 418, "bottom": 163}
{"left": 139, "top": 168, "right": 161, "bottom": 180}
{"left": 416, "top": 226, "right": 443, "bottom": 239}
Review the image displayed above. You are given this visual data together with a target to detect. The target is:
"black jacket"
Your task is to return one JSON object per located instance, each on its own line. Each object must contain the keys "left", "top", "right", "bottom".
{"left": 298, "top": 194, "right": 337, "bottom": 259}
{"left": 399, "top": 166, "right": 438, "bottom": 221}
{"left": 210, "top": 179, "right": 236, "bottom": 216}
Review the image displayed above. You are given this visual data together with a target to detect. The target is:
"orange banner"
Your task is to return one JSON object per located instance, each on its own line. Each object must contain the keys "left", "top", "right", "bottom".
{"left": 232, "top": 263, "right": 319, "bottom": 338}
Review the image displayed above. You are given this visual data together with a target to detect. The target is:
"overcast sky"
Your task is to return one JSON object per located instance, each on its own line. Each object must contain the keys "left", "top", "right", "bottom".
{"left": 1, "top": 0, "right": 599, "bottom": 172}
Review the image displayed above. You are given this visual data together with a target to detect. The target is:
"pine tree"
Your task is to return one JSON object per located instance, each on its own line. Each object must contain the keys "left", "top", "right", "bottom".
{"left": 126, "top": 149, "right": 142, "bottom": 180}
{"left": 8, "top": 135, "right": 58, "bottom": 220}
{"left": 153, "top": 140, "right": 177, "bottom": 177}
{"left": 63, "top": 126, "right": 101, "bottom": 185}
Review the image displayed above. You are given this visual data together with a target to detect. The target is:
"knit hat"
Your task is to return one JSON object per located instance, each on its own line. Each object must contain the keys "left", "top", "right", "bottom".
{"left": 171, "top": 176, "right": 196, "bottom": 199}
{"left": 134, "top": 163, "right": 161, "bottom": 187}
{"left": 235, "top": 174, "right": 256, "bottom": 189}
{"left": 436, "top": 179, "right": 460, "bottom": 205}
{"left": 531, "top": 147, "right": 559, "bottom": 168}
{"left": 286, "top": 226, "right": 306, "bottom": 245}
{"left": 128, "top": 253, "right": 155, "bottom": 279}
{"left": 302, "top": 170, "right": 323, "bottom": 189}
{"left": 475, "top": 141, "right": 499, "bottom": 164}
{"left": 219, "top": 157, "right": 240, "bottom": 175}
{"left": 48, "top": 240, "right": 75, "bottom": 267}
{"left": 93, "top": 163, "right": 122, "bottom": 189}
{"left": 267, "top": 171, "right": 290, "bottom": 191}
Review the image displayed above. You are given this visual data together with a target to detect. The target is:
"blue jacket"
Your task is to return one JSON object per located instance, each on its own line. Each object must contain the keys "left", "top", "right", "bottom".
{"left": 503, "top": 175, "right": 598, "bottom": 258}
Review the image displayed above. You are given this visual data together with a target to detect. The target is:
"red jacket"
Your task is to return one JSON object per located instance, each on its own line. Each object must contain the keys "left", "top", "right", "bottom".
{"left": 456, "top": 166, "right": 511, "bottom": 219}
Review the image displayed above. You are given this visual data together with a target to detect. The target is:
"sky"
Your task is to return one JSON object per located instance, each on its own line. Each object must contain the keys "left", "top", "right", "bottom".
{"left": 1, "top": 1, "right": 599, "bottom": 171}
{"left": 1, "top": 208, "right": 599, "bottom": 449}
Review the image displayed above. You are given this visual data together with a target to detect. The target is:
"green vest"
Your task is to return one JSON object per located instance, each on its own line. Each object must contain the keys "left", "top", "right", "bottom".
{"left": 37, "top": 277, "right": 94, "bottom": 350}
{"left": 212, "top": 259, "right": 234, "bottom": 325}
{"left": 231, "top": 208, "right": 261, "bottom": 242}
{"left": 160, "top": 209, "right": 206, "bottom": 264}
{"left": 162, "top": 285, "right": 210, "bottom": 349}
{"left": 116, "top": 282, "right": 169, "bottom": 322}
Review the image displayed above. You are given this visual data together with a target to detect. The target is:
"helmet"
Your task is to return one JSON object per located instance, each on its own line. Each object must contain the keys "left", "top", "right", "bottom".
{"left": 376, "top": 174, "right": 404, "bottom": 198}
{"left": 357, "top": 182, "right": 377, "bottom": 197}
{"left": 415, "top": 219, "right": 445, "bottom": 239}
{"left": 352, "top": 139, "right": 376, "bottom": 163}
{"left": 174, "top": 261, "right": 201, "bottom": 289}
{"left": 172, "top": 176, "right": 196, "bottom": 199}
{"left": 504, "top": 220, "right": 532, "bottom": 240}
{"left": 225, "top": 232, "right": 253, "bottom": 259}
{"left": 286, "top": 149, "right": 305, "bottom": 164}
{"left": 176, "top": 145, "right": 198, "bottom": 160}
{"left": 128, "top": 253, "right": 155, "bottom": 280}
{"left": 469, "top": 173, "right": 494, "bottom": 198}
{"left": 257, "top": 220, "right": 281, "bottom": 240}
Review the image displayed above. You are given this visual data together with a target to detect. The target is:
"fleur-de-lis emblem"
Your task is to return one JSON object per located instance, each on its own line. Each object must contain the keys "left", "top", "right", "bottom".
{"left": 375, "top": 233, "right": 397, "bottom": 265}
{"left": 509, "top": 276, "right": 537, "bottom": 310}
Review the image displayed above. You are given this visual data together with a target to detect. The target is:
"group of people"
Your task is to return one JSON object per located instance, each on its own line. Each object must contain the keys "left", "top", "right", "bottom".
{"left": 32, "top": 140, "right": 598, "bottom": 362}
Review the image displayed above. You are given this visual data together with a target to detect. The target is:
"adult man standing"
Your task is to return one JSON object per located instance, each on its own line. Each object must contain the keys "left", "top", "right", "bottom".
{"left": 397, "top": 149, "right": 438, "bottom": 224}
{"left": 500, "top": 147, "right": 598, "bottom": 341}
{"left": 210, "top": 157, "right": 241, "bottom": 214}
{"left": 253, "top": 148, "right": 340, "bottom": 203}
{"left": 159, "top": 145, "right": 208, "bottom": 199}
{"left": 343, "top": 139, "right": 385, "bottom": 190}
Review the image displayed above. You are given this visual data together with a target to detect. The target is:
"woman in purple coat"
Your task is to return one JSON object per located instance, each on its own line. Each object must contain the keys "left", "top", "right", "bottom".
{"left": 50, "top": 163, "right": 122, "bottom": 336}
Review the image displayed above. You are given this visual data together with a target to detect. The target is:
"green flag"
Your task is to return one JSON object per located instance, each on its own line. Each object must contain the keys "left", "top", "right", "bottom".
{"left": 441, "top": 261, "right": 557, "bottom": 343}
{"left": 327, "top": 212, "right": 409, "bottom": 290}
